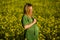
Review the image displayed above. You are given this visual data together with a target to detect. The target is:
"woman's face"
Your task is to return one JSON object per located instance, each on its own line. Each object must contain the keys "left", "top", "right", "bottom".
{"left": 27, "top": 6, "right": 32, "bottom": 16}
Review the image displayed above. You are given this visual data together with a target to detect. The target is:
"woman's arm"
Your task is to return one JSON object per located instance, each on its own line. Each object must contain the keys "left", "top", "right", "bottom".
{"left": 24, "top": 19, "right": 37, "bottom": 30}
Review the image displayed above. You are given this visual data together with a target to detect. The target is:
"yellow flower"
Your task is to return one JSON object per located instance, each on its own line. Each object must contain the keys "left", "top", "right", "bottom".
{"left": 5, "top": 33, "right": 9, "bottom": 37}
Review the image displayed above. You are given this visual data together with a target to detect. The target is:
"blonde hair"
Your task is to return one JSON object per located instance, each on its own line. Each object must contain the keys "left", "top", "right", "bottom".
{"left": 24, "top": 3, "right": 32, "bottom": 14}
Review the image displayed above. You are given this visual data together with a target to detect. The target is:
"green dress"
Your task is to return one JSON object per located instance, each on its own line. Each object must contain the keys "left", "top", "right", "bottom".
{"left": 22, "top": 14, "right": 39, "bottom": 40}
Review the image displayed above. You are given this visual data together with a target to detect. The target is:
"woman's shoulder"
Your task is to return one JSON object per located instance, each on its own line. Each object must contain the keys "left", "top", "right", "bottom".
{"left": 22, "top": 14, "right": 28, "bottom": 19}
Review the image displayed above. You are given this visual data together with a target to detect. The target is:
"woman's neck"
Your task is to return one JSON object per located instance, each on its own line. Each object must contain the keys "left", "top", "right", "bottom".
{"left": 25, "top": 14, "right": 32, "bottom": 18}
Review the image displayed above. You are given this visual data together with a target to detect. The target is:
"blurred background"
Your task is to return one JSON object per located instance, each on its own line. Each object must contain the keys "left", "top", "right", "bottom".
{"left": 0, "top": 0, "right": 60, "bottom": 40}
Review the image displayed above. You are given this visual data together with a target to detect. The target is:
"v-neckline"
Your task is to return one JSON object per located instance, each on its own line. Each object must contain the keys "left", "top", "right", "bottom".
{"left": 25, "top": 14, "right": 32, "bottom": 19}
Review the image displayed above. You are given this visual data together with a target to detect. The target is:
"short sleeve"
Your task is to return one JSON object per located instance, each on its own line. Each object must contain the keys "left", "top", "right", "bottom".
{"left": 22, "top": 15, "right": 29, "bottom": 27}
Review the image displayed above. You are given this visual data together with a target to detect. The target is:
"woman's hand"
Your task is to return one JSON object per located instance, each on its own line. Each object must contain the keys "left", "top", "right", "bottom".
{"left": 33, "top": 19, "right": 37, "bottom": 24}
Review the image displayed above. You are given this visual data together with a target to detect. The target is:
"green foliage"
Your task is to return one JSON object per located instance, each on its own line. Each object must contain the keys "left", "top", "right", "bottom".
{"left": 0, "top": 0, "right": 60, "bottom": 40}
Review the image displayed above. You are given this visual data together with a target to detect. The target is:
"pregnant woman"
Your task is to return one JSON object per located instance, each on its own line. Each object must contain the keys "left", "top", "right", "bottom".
{"left": 21, "top": 3, "right": 39, "bottom": 40}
